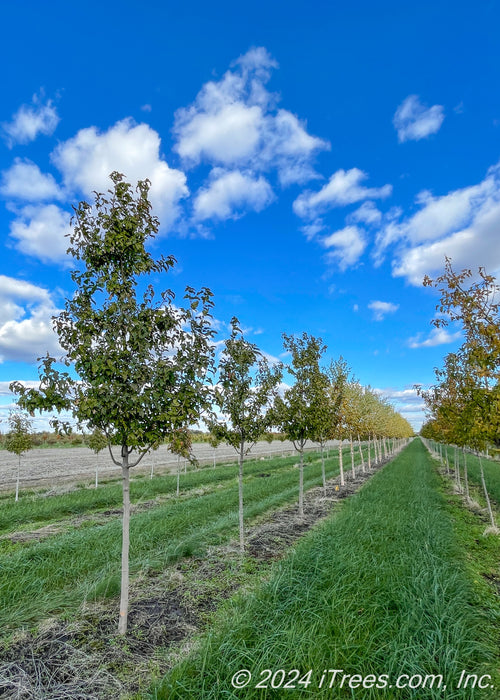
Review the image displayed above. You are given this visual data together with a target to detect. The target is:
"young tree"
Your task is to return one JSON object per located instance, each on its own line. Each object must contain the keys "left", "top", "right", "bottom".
{"left": 274, "top": 333, "right": 326, "bottom": 518}
{"left": 311, "top": 367, "right": 337, "bottom": 495}
{"left": 423, "top": 259, "right": 500, "bottom": 447}
{"left": 87, "top": 428, "right": 108, "bottom": 488}
{"left": 11, "top": 173, "right": 216, "bottom": 635}
{"left": 325, "top": 356, "right": 352, "bottom": 486}
{"left": 168, "top": 427, "right": 196, "bottom": 497}
{"left": 5, "top": 411, "right": 33, "bottom": 501}
{"left": 207, "top": 318, "right": 282, "bottom": 552}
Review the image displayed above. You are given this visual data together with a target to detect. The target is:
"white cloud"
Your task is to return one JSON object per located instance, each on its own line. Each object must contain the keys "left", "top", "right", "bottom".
{"left": 373, "top": 386, "right": 426, "bottom": 430}
{"left": 408, "top": 327, "right": 462, "bottom": 348}
{"left": 393, "top": 95, "right": 444, "bottom": 143}
{"left": 376, "top": 162, "right": 500, "bottom": 285}
{"left": 2, "top": 92, "right": 59, "bottom": 147}
{"left": 0, "top": 276, "right": 62, "bottom": 363}
{"left": 368, "top": 300, "right": 399, "bottom": 321}
{"left": 301, "top": 219, "right": 325, "bottom": 241}
{"left": 1, "top": 158, "right": 61, "bottom": 201}
{"left": 173, "top": 47, "right": 328, "bottom": 185}
{"left": 322, "top": 225, "right": 367, "bottom": 271}
{"left": 52, "top": 118, "right": 188, "bottom": 230}
{"left": 10, "top": 205, "right": 72, "bottom": 263}
{"left": 348, "top": 201, "right": 382, "bottom": 225}
{"left": 193, "top": 169, "right": 274, "bottom": 221}
{"left": 293, "top": 168, "right": 392, "bottom": 219}
{"left": 260, "top": 110, "right": 327, "bottom": 185}
{"left": 176, "top": 102, "right": 263, "bottom": 166}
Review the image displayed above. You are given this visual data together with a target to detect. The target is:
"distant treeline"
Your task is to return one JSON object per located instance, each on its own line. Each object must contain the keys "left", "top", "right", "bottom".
{"left": 0, "top": 429, "right": 284, "bottom": 449}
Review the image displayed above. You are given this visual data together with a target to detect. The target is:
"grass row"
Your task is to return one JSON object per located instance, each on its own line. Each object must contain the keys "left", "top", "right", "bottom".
{"left": 0, "top": 445, "right": 370, "bottom": 632}
{"left": 0, "top": 444, "right": 370, "bottom": 536}
{"left": 440, "top": 444, "right": 500, "bottom": 508}
{"left": 153, "top": 438, "right": 500, "bottom": 699}
{"left": 0, "top": 453, "right": 296, "bottom": 535}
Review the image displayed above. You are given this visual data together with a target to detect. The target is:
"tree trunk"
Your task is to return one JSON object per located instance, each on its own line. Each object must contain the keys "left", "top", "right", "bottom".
{"left": 455, "top": 447, "right": 462, "bottom": 492}
{"left": 479, "top": 457, "right": 497, "bottom": 530}
{"left": 238, "top": 440, "right": 245, "bottom": 553}
{"left": 95, "top": 453, "right": 99, "bottom": 488}
{"left": 15, "top": 454, "right": 20, "bottom": 502}
{"left": 350, "top": 436, "right": 355, "bottom": 479}
{"left": 357, "top": 434, "right": 365, "bottom": 472}
{"left": 118, "top": 448, "right": 130, "bottom": 636}
{"left": 150, "top": 454, "right": 155, "bottom": 480}
{"left": 367, "top": 434, "right": 371, "bottom": 470}
{"left": 299, "top": 447, "right": 304, "bottom": 518}
{"left": 321, "top": 443, "right": 326, "bottom": 496}
{"left": 462, "top": 448, "right": 470, "bottom": 501}
{"left": 176, "top": 455, "right": 180, "bottom": 497}
{"left": 338, "top": 440, "right": 344, "bottom": 486}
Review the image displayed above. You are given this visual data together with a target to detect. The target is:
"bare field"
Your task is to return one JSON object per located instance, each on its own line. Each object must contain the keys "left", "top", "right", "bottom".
{"left": 0, "top": 439, "right": 334, "bottom": 492}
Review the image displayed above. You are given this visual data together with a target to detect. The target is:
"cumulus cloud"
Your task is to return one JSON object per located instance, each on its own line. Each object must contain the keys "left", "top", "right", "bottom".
{"left": 10, "top": 205, "right": 72, "bottom": 263}
{"left": 368, "top": 300, "right": 399, "bottom": 321}
{"left": 2, "top": 92, "right": 59, "bottom": 147}
{"left": 393, "top": 95, "right": 445, "bottom": 143}
{"left": 293, "top": 168, "right": 392, "bottom": 219}
{"left": 373, "top": 386, "right": 426, "bottom": 429}
{"left": 173, "top": 47, "right": 328, "bottom": 186}
{"left": 322, "top": 225, "right": 367, "bottom": 271}
{"left": 1, "top": 158, "right": 61, "bottom": 201}
{"left": 375, "top": 162, "right": 500, "bottom": 284}
{"left": 0, "top": 276, "right": 62, "bottom": 363}
{"left": 348, "top": 201, "right": 382, "bottom": 225}
{"left": 408, "top": 327, "right": 462, "bottom": 349}
{"left": 193, "top": 169, "right": 274, "bottom": 221}
{"left": 51, "top": 118, "right": 188, "bottom": 230}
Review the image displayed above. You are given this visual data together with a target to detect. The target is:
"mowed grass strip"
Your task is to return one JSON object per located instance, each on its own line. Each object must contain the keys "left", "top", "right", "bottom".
{"left": 0, "top": 448, "right": 353, "bottom": 631}
{"left": 154, "top": 438, "right": 499, "bottom": 700}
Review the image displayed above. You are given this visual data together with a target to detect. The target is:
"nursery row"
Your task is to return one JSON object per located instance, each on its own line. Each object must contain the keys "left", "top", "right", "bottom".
{"left": 153, "top": 438, "right": 500, "bottom": 699}
{"left": 0, "top": 441, "right": 384, "bottom": 633}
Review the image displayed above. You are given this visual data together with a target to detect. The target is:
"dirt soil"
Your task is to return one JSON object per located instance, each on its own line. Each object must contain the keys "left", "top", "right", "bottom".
{"left": 0, "top": 459, "right": 389, "bottom": 700}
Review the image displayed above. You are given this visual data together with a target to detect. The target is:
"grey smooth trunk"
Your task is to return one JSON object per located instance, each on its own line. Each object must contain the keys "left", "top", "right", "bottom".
{"left": 118, "top": 450, "right": 130, "bottom": 635}
{"left": 299, "top": 448, "right": 304, "bottom": 518}
{"left": 238, "top": 440, "right": 245, "bottom": 553}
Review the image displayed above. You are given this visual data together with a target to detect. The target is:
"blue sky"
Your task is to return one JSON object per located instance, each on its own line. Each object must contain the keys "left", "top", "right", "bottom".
{"left": 0, "top": 0, "right": 499, "bottom": 431}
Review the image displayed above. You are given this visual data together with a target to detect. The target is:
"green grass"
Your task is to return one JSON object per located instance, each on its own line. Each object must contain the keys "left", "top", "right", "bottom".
{"left": 0, "top": 444, "right": 372, "bottom": 536}
{"left": 152, "top": 438, "right": 500, "bottom": 700}
{"left": 0, "top": 446, "right": 366, "bottom": 632}
{"left": 439, "top": 444, "right": 500, "bottom": 508}
{"left": 0, "top": 453, "right": 304, "bottom": 536}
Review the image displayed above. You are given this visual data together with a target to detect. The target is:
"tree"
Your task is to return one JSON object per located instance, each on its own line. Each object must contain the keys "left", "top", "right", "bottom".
{"left": 419, "top": 260, "right": 500, "bottom": 530}
{"left": 274, "top": 333, "right": 326, "bottom": 518}
{"left": 423, "top": 258, "right": 500, "bottom": 448}
{"left": 207, "top": 318, "right": 282, "bottom": 552}
{"left": 5, "top": 411, "right": 33, "bottom": 501}
{"left": 11, "top": 173, "right": 216, "bottom": 634}
{"left": 325, "top": 356, "right": 352, "bottom": 485}
{"left": 87, "top": 428, "right": 108, "bottom": 488}
{"left": 168, "top": 427, "right": 196, "bottom": 497}
{"left": 310, "top": 366, "right": 335, "bottom": 495}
